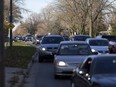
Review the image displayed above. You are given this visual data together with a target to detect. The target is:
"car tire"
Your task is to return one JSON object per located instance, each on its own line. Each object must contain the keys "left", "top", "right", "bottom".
{"left": 54, "top": 74, "right": 60, "bottom": 79}
{"left": 38, "top": 56, "right": 43, "bottom": 63}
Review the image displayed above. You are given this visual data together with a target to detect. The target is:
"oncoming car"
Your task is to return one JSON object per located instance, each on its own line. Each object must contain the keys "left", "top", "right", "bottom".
{"left": 37, "top": 34, "right": 64, "bottom": 62}
{"left": 86, "top": 38, "right": 109, "bottom": 54}
{"left": 71, "top": 54, "right": 116, "bottom": 87}
{"left": 54, "top": 41, "right": 94, "bottom": 79}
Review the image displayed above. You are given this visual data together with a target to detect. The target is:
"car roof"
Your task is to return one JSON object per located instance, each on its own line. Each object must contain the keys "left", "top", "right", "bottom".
{"left": 87, "top": 54, "right": 116, "bottom": 60}
{"left": 86, "top": 38, "right": 108, "bottom": 41}
{"left": 44, "top": 34, "right": 63, "bottom": 37}
{"left": 60, "top": 41, "right": 88, "bottom": 45}
{"left": 96, "top": 34, "right": 116, "bottom": 37}
{"left": 74, "top": 35, "right": 90, "bottom": 37}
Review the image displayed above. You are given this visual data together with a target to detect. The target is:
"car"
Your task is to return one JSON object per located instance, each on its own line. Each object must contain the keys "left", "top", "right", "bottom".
{"left": 72, "top": 35, "right": 91, "bottom": 41}
{"left": 54, "top": 41, "right": 96, "bottom": 79}
{"left": 109, "top": 41, "right": 116, "bottom": 53}
{"left": 62, "top": 35, "right": 70, "bottom": 41}
{"left": 86, "top": 38, "right": 109, "bottom": 54}
{"left": 96, "top": 34, "right": 116, "bottom": 41}
{"left": 32, "top": 34, "right": 44, "bottom": 44}
{"left": 24, "top": 35, "right": 34, "bottom": 42}
{"left": 37, "top": 34, "right": 65, "bottom": 62}
{"left": 71, "top": 54, "right": 116, "bottom": 87}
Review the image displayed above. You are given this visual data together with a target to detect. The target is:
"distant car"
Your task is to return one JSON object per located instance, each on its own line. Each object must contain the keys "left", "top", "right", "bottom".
{"left": 109, "top": 41, "right": 116, "bottom": 53}
{"left": 54, "top": 41, "right": 95, "bottom": 79}
{"left": 62, "top": 35, "right": 70, "bottom": 41}
{"left": 37, "top": 34, "right": 65, "bottom": 62}
{"left": 32, "top": 35, "right": 44, "bottom": 44}
{"left": 86, "top": 38, "right": 109, "bottom": 54}
{"left": 25, "top": 35, "right": 34, "bottom": 42}
{"left": 72, "top": 35, "right": 91, "bottom": 41}
{"left": 71, "top": 54, "right": 116, "bottom": 87}
{"left": 96, "top": 34, "right": 116, "bottom": 41}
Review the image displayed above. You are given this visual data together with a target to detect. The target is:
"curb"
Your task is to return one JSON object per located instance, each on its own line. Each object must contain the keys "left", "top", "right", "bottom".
{"left": 7, "top": 51, "right": 38, "bottom": 87}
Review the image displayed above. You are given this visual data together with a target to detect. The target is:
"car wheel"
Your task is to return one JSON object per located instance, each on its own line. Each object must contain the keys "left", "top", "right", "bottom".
{"left": 38, "top": 56, "right": 43, "bottom": 63}
{"left": 54, "top": 74, "right": 58, "bottom": 79}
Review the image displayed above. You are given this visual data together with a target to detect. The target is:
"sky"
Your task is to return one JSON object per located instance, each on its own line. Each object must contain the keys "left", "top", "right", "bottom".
{"left": 23, "top": 0, "right": 55, "bottom": 19}
{"left": 13, "top": 0, "right": 55, "bottom": 31}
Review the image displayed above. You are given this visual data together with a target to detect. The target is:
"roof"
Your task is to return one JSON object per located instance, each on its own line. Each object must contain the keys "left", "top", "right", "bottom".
{"left": 60, "top": 41, "right": 88, "bottom": 45}
{"left": 86, "top": 38, "right": 108, "bottom": 41}
{"left": 87, "top": 54, "right": 116, "bottom": 60}
{"left": 44, "top": 34, "right": 63, "bottom": 37}
{"left": 74, "top": 35, "right": 90, "bottom": 37}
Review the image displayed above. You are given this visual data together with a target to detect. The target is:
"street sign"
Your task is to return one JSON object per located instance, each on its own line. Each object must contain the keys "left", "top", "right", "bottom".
{"left": 8, "top": 23, "right": 15, "bottom": 29}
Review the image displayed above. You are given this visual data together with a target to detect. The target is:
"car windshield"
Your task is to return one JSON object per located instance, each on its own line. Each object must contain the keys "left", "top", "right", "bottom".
{"left": 41, "top": 37, "right": 64, "bottom": 44}
{"left": 93, "top": 57, "right": 116, "bottom": 74}
{"left": 89, "top": 40, "right": 108, "bottom": 46}
{"left": 103, "top": 36, "right": 116, "bottom": 41}
{"left": 74, "top": 36, "right": 90, "bottom": 41}
{"left": 36, "top": 35, "right": 44, "bottom": 40}
{"left": 59, "top": 44, "right": 92, "bottom": 55}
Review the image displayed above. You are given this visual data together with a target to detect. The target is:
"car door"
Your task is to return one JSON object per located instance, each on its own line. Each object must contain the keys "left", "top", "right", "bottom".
{"left": 75, "top": 58, "right": 93, "bottom": 87}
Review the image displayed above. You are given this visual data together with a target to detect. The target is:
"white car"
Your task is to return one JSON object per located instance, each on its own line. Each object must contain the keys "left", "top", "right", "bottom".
{"left": 86, "top": 38, "right": 109, "bottom": 54}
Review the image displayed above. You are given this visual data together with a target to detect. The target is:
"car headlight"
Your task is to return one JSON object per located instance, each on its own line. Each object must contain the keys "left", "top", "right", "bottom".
{"left": 57, "top": 61, "right": 67, "bottom": 66}
{"left": 91, "top": 49, "right": 97, "bottom": 52}
{"left": 37, "top": 40, "right": 39, "bottom": 42}
{"left": 42, "top": 47, "right": 46, "bottom": 51}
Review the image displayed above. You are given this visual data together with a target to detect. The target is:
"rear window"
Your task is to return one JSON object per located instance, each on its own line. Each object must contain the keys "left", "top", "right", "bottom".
{"left": 102, "top": 36, "right": 116, "bottom": 41}
{"left": 89, "top": 40, "right": 108, "bottom": 46}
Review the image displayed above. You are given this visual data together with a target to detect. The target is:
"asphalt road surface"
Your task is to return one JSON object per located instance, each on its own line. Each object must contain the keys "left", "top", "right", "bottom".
{"left": 26, "top": 62, "right": 71, "bottom": 87}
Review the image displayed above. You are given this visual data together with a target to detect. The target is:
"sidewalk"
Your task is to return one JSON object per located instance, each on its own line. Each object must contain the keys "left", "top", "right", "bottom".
{"left": 5, "top": 51, "right": 38, "bottom": 87}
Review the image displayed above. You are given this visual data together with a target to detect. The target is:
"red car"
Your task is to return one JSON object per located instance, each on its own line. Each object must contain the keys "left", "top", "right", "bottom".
{"left": 109, "top": 41, "right": 116, "bottom": 53}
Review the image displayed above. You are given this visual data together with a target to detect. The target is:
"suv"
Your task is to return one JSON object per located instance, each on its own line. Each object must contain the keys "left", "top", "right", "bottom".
{"left": 37, "top": 34, "right": 65, "bottom": 62}
{"left": 96, "top": 35, "right": 116, "bottom": 41}
{"left": 72, "top": 35, "right": 91, "bottom": 41}
{"left": 96, "top": 35, "right": 116, "bottom": 54}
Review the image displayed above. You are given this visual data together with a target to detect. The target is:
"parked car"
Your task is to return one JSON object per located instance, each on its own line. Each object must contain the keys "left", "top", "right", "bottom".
{"left": 96, "top": 34, "right": 116, "bottom": 41}
{"left": 71, "top": 54, "right": 116, "bottom": 87}
{"left": 86, "top": 38, "right": 109, "bottom": 54}
{"left": 54, "top": 41, "right": 96, "bottom": 79}
{"left": 37, "top": 34, "right": 65, "bottom": 62}
{"left": 109, "top": 41, "right": 116, "bottom": 53}
{"left": 72, "top": 35, "right": 91, "bottom": 41}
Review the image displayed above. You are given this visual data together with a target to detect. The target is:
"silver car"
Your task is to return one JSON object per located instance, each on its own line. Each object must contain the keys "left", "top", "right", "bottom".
{"left": 54, "top": 41, "right": 93, "bottom": 79}
{"left": 86, "top": 38, "right": 109, "bottom": 54}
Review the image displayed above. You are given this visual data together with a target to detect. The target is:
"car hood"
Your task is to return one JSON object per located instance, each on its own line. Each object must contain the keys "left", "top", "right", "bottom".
{"left": 39, "top": 44, "right": 59, "bottom": 48}
{"left": 92, "top": 74, "right": 116, "bottom": 87}
{"left": 55, "top": 55, "right": 88, "bottom": 63}
{"left": 90, "top": 46, "right": 108, "bottom": 51}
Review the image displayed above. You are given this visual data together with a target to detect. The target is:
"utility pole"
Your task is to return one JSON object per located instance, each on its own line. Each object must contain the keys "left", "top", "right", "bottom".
{"left": 10, "top": 0, "right": 13, "bottom": 47}
{"left": 0, "top": 0, "right": 5, "bottom": 87}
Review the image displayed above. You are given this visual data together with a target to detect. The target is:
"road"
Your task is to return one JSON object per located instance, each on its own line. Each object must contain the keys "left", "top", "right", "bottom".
{"left": 25, "top": 62, "right": 71, "bottom": 87}
{"left": 24, "top": 41, "right": 71, "bottom": 87}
